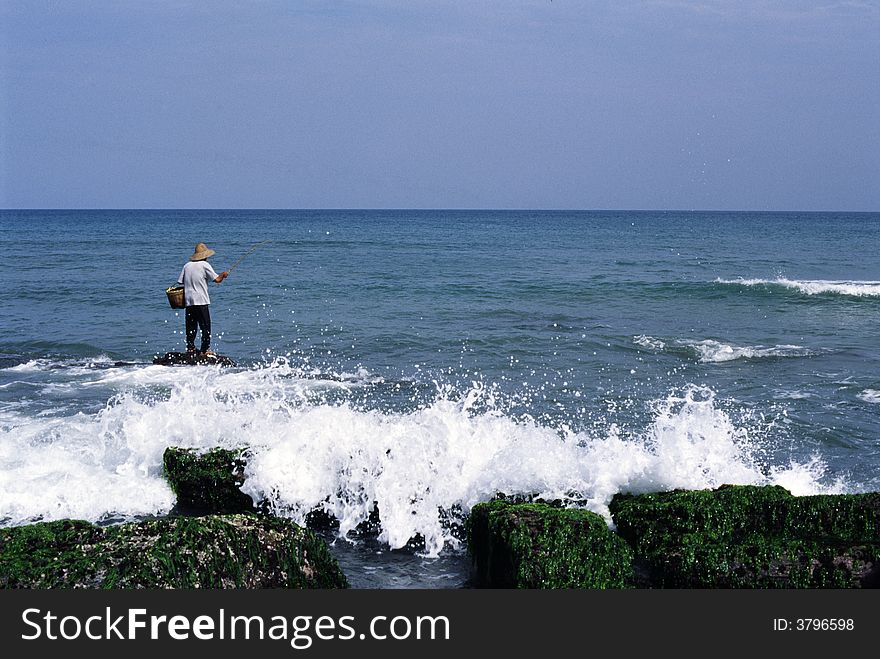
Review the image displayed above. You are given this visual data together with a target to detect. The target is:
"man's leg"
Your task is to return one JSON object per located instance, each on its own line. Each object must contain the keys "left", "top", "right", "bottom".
{"left": 185, "top": 307, "right": 197, "bottom": 352}
{"left": 197, "top": 306, "right": 212, "bottom": 353}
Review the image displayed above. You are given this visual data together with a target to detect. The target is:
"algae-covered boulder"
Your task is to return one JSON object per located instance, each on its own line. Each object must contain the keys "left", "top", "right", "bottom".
{"left": 609, "top": 485, "right": 880, "bottom": 588}
{"left": 163, "top": 447, "right": 254, "bottom": 514}
{"left": 467, "top": 500, "right": 634, "bottom": 588}
{"left": 162, "top": 446, "right": 390, "bottom": 540}
{"left": 0, "top": 515, "right": 349, "bottom": 589}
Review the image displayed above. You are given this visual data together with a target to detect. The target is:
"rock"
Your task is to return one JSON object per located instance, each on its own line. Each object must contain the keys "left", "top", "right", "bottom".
{"left": 609, "top": 485, "right": 880, "bottom": 588}
{"left": 467, "top": 500, "right": 634, "bottom": 588}
{"left": 161, "top": 446, "right": 399, "bottom": 542}
{"left": 163, "top": 447, "right": 255, "bottom": 514}
{"left": 0, "top": 515, "right": 349, "bottom": 589}
{"left": 153, "top": 351, "right": 236, "bottom": 367}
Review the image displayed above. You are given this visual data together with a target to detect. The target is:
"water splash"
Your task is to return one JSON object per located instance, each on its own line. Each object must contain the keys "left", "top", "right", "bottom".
{"left": 0, "top": 362, "right": 844, "bottom": 556}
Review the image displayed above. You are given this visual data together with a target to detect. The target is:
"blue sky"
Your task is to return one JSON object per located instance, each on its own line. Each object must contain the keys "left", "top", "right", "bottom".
{"left": 1, "top": 1, "right": 878, "bottom": 210}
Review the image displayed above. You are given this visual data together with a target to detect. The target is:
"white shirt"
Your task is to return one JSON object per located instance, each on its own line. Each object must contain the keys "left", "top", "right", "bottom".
{"left": 178, "top": 260, "right": 219, "bottom": 306}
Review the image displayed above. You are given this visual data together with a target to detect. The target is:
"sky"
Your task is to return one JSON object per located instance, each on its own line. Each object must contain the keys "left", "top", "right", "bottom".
{"left": 1, "top": 0, "right": 878, "bottom": 210}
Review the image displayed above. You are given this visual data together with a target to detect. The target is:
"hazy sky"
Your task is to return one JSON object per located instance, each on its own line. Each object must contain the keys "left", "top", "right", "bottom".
{"left": 2, "top": 1, "right": 878, "bottom": 210}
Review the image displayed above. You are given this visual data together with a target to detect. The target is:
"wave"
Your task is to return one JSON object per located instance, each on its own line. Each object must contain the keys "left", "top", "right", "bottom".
{"left": 716, "top": 278, "right": 880, "bottom": 298}
{"left": 2, "top": 355, "right": 127, "bottom": 373}
{"left": 0, "top": 360, "right": 845, "bottom": 556}
{"left": 633, "top": 336, "right": 819, "bottom": 363}
{"left": 680, "top": 339, "right": 817, "bottom": 363}
{"left": 858, "top": 389, "right": 880, "bottom": 404}
{"left": 633, "top": 335, "right": 666, "bottom": 351}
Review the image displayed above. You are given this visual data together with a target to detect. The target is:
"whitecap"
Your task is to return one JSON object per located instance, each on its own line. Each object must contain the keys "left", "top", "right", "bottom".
{"left": 4, "top": 359, "right": 52, "bottom": 373}
{"left": 716, "top": 277, "right": 880, "bottom": 297}
{"left": 679, "top": 339, "right": 816, "bottom": 363}
{"left": 633, "top": 335, "right": 666, "bottom": 351}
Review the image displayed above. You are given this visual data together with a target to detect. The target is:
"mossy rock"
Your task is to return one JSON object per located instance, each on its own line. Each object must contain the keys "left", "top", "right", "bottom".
{"left": 609, "top": 485, "right": 880, "bottom": 552}
{"left": 162, "top": 447, "right": 414, "bottom": 542}
{"left": 609, "top": 485, "right": 880, "bottom": 588}
{"left": 163, "top": 447, "right": 255, "bottom": 514}
{"left": 0, "top": 515, "right": 348, "bottom": 589}
{"left": 467, "top": 500, "right": 634, "bottom": 588}
{"left": 657, "top": 535, "right": 880, "bottom": 588}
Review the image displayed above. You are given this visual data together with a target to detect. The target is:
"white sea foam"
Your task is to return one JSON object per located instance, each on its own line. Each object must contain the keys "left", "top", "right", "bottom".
{"left": 634, "top": 335, "right": 818, "bottom": 364}
{"left": 768, "top": 457, "right": 848, "bottom": 496}
{"left": 858, "top": 389, "right": 880, "bottom": 404}
{"left": 716, "top": 277, "right": 880, "bottom": 297}
{"left": 0, "top": 363, "right": 843, "bottom": 556}
{"left": 679, "top": 339, "right": 815, "bottom": 363}
{"left": 773, "top": 390, "right": 814, "bottom": 400}
{"left": 633, "top": 335, "right": 666, "bottom": 351}
{"left": 4, "top": 359, "right": 52, "bottom": 373}
{"left": 2, "top": 355, "right": 118, "bottom": 374}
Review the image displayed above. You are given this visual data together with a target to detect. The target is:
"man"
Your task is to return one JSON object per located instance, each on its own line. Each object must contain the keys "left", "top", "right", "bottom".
{"left": 178, "top": 242, "right": 229, "bottom": 356}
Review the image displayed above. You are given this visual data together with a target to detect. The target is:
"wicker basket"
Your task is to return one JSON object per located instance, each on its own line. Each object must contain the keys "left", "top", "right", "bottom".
{"left": 165, "top": 286, "right": 185, "bottom": 309}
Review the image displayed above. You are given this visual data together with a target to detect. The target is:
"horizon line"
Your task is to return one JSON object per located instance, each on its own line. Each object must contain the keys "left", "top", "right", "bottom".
{"left": 2, "top": 207, "right": 879, "bottom": 214}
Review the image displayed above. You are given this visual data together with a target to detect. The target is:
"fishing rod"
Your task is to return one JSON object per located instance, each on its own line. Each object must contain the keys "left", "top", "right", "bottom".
{"left": 227, "top": 240, "right": 273, "bottom": 274}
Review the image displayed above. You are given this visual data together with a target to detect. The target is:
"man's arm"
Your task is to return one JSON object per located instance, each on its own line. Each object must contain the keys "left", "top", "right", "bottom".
{"left": 213, "top": 271, "right": 229, "bottom": 283}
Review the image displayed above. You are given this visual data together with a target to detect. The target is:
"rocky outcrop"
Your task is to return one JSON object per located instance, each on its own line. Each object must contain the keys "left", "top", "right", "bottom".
{"left": 163, "top": 447, "right": 255, "bottom": 514}
{"left": 467, "top": 486, "right": 880, "bottom": 589}
{"left": 609, "top": 485, "right": 880, "bottom": 588}
{"left": 467, "top": 500, "right": 634, "bottom": 588}
{"left": 0, "top": 515, "right": 348, "bottom": 589}
{"left": 159, "top": 447, "right": 880, "bottom": 589}
{"left": 153, "top": 352, "right": 236, "bottom": 367}
{"left": 161, "top": 447, "right": 386, "bottom": 538}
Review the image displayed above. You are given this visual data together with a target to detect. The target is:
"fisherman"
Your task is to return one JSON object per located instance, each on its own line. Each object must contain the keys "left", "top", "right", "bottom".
{"left": 178, "top": 242, "right": 229, "bottom": 356}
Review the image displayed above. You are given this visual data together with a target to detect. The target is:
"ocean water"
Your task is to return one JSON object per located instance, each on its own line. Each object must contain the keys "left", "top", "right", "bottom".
{"left": 1, "top": 209, "right": 878, "bottom": 586}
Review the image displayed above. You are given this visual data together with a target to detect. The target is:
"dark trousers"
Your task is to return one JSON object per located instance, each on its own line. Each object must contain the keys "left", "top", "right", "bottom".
{"left": 185, "top": 305, "right": 212, "bottom": 352}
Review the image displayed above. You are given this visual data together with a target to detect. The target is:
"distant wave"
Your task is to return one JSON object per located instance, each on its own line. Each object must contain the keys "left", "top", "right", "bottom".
{"left": 681, "top": 340, "right": 817, "bottom": 364}
{"left": 633, "top": 335, "right": 666, "bottom": 351}
{"left": 716, "top": 278, "right": 880, "bottom": 298}
{"left": 858, "top": 389, "right": 880, "bottom": 404}
{"left": 633, "top": 336, "right": 819, "bottom": 364}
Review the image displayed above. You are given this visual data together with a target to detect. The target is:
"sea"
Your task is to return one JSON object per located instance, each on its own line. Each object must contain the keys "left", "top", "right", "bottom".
{"left": 1, "top": 209, "right": 878, "bottom": 587}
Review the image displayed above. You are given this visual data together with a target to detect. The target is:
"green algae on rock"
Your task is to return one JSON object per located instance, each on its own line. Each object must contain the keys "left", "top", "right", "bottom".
{"left": 467, "top": 500, "right": 634, "bottom": 588}
{"left": 0, "top": 515, "right": 348, "bottom": 589}
{"left": 609, "top": 485, "right": 880, "bottom": 588}
{"left": 163, "top": 447, "right": 254, "bottom": 514}
{"left": 162, "top": 446, "right": 403, "bottom": 542}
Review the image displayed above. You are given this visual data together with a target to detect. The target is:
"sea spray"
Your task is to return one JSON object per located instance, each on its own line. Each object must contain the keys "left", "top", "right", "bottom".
{"left": 0, "top": 361, "right": 843, "bottom": 555}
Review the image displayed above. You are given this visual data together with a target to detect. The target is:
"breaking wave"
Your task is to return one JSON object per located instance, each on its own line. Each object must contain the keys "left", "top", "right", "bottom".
{"left": 633, "top": 336, "right": 819, "bottom": 364}
{"left": 679, "top": 339, "right": 817, "bottom": 363}
{"left": 633, "top": 335, "right": 666, "bottom": 351}
{"left": 716, "top": 278, "right": 880, "bottom": 298}
{"left": 0, "top": 361, "right": 845, "bottom": 556}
